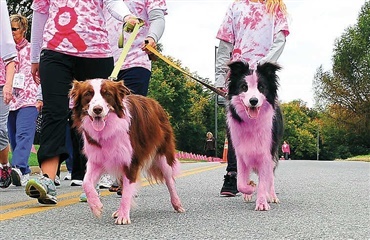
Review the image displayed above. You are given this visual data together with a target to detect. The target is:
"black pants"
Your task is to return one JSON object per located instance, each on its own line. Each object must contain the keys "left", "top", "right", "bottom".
{"left": 226, "top": 127, "right": 237, "bottom": 172}
{"left": 37, "top": 49, "right": 113, "bottom": 174}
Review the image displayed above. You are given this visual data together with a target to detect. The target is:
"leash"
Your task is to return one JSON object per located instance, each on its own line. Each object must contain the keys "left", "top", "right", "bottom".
{"left": 109, "top": 19, "right": 144, "bottom": 81}
{"left": 144, "top": 45, "right": 227, "bottom": 98}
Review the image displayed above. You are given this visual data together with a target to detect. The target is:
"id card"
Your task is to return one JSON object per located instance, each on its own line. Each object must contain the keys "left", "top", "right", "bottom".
{"left": 13, "top": 73, "right": 26, "bottom": 89}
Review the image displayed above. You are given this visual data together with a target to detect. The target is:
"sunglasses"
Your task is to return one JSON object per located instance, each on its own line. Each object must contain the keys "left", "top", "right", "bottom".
{"left": 11, "top": 27, "right": 20, "bottom": 31}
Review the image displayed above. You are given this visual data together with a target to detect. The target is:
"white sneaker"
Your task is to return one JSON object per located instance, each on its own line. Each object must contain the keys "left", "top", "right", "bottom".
{"left": 54, "top": 175, "right": 61, "bottom": 186}
{"left": 98, "top": 174, "right": 113, "bottom": 189}
{"left": 64, "top": 172, "right": 71, "bottom": 180}
{"left": 71, "top": 179, "right": 83, "bottom": 186}
{"left": 21, "top": 173, "right": 30, "bottom": 186}
{"left": 11, "top": 168, "right": 22, "bottom": 186}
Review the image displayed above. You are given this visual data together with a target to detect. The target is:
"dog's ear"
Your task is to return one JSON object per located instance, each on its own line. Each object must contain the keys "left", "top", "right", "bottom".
{"left": 228, "top": 61, "right": 251, "bottom": 76}
{"left": 257, "top": 62, "right": 282, "bottom": 78}
{"left": 117, "top": 81, "right": 131, "bottom": 98}
{"left": 69, "top": 80, "right": 83, "bottom": 129}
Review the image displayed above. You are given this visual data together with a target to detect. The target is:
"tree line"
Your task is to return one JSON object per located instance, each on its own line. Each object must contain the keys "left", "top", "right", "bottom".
{"left": 8, "top": 0, "right": 369, "bottom": 160}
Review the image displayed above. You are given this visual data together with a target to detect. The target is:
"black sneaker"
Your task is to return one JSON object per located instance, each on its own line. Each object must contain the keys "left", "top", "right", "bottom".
{"left": 220, "top": 172, "right": 238, "bottom": 197}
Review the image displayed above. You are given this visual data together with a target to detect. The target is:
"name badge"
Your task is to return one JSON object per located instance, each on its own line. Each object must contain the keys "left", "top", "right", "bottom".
{"left": 13, "top": 73, "right": 26, "bottom": 89}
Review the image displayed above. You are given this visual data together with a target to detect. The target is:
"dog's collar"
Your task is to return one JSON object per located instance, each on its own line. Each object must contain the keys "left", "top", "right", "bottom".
{"left": 83, "top": 130, "right": 102, "bottom": 148}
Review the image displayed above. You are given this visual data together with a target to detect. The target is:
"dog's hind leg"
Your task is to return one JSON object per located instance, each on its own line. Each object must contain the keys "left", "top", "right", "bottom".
{"left": 83, "top": 162, "right": 104, "bottom": 218}
{"left": 112, "top": 175, "right": 137, "bottom": 225}
{"left": 157, "top": 155, "right": 185, "bottom": 213}
{"left": 268, "top": 177, "right": 279, "bottom": 203}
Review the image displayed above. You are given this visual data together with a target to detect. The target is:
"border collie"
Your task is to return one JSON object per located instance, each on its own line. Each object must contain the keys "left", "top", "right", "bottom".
{"left": 226, "top": 61, "right": 284, "bottom": 210}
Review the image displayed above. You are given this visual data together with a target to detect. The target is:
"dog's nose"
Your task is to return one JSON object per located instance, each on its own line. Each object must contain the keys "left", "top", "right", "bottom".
{"left": 93, "top": 106, "right": 103, "bottom": 115}
{"left": 249, "top": 97, "right": 258, "bottom": 106}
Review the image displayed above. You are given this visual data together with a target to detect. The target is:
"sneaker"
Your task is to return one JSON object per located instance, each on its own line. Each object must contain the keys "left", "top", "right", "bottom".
{"left": 64, "top": 172, "right": 71, "bottom": 180}
{"left": 0, "top": 163, "right": 12, "bottom": 188}
{"left": 98, "top": 174, "right": 113, "bottom": 189}
{"left": 25, "top": 175, "right": 57, "bottom": 204}
{"left": 11, "top": 168, "right": 30, "bottom": 186}
{"left": 79, "top": 186, "right": 100, "bottom": 202}
{"left": 11, "top": 167, "right": 22, "bottom": 186}
{"left": 54, "top": 175, "right": 61, "bottom": 186}
{"left": 71, "top": 179, "right": 83, "bottom": 186}
{"left": 220, "top": 171, "right": 238, "bottom": 197}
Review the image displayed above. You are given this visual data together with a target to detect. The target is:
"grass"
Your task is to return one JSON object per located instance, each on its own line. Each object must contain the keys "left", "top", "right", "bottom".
{"left": 343, "top": 154, "right": 370, "bottom": 162}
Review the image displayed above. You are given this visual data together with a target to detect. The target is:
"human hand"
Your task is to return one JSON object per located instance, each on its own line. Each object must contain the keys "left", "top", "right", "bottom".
{"left": 2, "top": 84, "right": 13, "bottom": 104}
{"left": 31, "top": 63, "right": 41, "bottom": 84}
{"left": 36, "top": 100, "right": 43, "bottom": 112}
{"left": 123, "top": 15, "right": 141, "bottom": 33}
{"left": 142, "top": 37, "right": 157, "bottom": 60}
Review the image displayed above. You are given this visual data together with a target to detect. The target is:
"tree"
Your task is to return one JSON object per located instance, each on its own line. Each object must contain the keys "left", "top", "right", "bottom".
{"left": 313, "top": 2, "right": 369, "bottom": 157}
{"left": 281, "top": 100, "right": 318, "bottom": 159}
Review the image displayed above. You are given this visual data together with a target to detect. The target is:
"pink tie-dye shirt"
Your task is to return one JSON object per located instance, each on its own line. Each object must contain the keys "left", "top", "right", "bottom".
{"left": 105, "top": 0, "right": 167, "bottom": 71}
{"left": 216, "top": 0, "right": 289, "bottom": 69}
{"left": 32, "top": 0, "right": 114, "bottom": 58}
{"left": 9, "top": 40, "right": 39, "bottom": 111}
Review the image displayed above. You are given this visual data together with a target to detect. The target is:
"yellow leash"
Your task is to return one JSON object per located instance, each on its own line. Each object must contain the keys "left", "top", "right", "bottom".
{"left": 144, "top": 45, "right": 227, "bottom": 97}
{"left": 109, "top": 20, "right": 144, "bottom": 81}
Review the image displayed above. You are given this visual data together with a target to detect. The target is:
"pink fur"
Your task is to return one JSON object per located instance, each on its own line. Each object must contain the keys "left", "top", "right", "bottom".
{"left": 70, "top": 79, "right": 185, "bottom": 225}
{"left": 227, "top": 62, "right": 283, "bottom": 211}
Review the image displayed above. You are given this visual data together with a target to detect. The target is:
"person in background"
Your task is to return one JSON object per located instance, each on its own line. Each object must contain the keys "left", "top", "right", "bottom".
{"left": 24, "top": 0, "right": 139, "bottom": 205}
{"left": 204, "top": 132, "right": 216, "bottom": 160}
{"left": 7, "top": 14, "right": 40, "bottom": 187}
{"left": 215, "top": 0, "right": 289, "bottom": 196}
{"left": 0, "top": 0, "right": 17, "bottom": 189}
{"left": 282, "top": 141, "right": 290, "bottom": 160}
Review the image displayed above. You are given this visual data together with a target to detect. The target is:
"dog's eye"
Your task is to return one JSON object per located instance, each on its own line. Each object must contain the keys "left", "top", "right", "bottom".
{"left": 102, "top": 91, "right": 112, "bottom": 97}
{"left": 241, "top": 84, "right": 248, "bottom": 91}
{"left": 83, "top": 91, "right": 93, "bottom": 97}
{"left": 258, "top": 84, "right": 264, "bottom": 92}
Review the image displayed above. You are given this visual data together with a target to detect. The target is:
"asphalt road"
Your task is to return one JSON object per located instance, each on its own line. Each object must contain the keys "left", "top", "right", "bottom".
{"left": 1, "top": 160, "right": 369, "bottom": 240}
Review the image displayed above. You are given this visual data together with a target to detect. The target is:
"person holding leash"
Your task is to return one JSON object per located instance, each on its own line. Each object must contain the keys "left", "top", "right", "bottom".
{"left": 215, "top": 0, "right": 290, "bottom": 196}
{"left": 24, "top": 0, "right": 140, "bottom": 205}
{"left": 103, "top": 0, "right": 168, "bottom": 197}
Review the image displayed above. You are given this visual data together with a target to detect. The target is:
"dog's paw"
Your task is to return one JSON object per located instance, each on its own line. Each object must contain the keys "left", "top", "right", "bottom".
{"left": 174, "top": 206, "right": 186, "bottom": 213}
{"left": 269, "top": 197, "right": 280, "bottom": 204}
{"left": 242, "top": 193, "right": 253, "bottom": 202}
{"left": 88, "top": 198, "right": 103, "bottom": 217}
{"left": 90, "top": 204, "right": 103, "bottom": 218}
{"left": 255, "top": 197, "right": 270, "bottom": 211}
{"left": 238, "top": 181, "right": 256, "bottom": 195}
{"left": 112, "top": 211, "right": 131, "bottom": 225}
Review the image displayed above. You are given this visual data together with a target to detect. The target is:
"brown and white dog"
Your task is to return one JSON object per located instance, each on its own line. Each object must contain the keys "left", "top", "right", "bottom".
{"left": 69, "top": 79, "right": 185, "bottom": 225}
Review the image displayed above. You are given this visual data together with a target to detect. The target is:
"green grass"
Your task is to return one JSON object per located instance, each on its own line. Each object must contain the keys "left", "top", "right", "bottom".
{"left": 344, "top": 154, "right": 370, "bottom": 162}
{"left": 8, "top": 145, "right": 39, "bottom": 167}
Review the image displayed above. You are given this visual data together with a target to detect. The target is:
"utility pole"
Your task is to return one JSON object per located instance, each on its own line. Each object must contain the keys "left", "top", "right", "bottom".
{"left": 214, "top": 46, "right": 218, "bottom": 157}
{"left": 317, "top": 126, "right": 319, "bottom": 160}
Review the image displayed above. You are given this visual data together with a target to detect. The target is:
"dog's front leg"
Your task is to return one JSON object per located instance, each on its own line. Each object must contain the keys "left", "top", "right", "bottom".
{"left": 255, "top": 162, "right": 274, "bottom": 211}
{"left": 112, "top": 176, "right": 137, "bottom": 225}
{"left": 236, "top": 158, "right": 255, "bottom": 202}
{"left": 83, "top": 162, "right": 104, "bottom": 218}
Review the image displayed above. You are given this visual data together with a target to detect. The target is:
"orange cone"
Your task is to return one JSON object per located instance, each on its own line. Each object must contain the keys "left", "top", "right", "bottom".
{"left": 222, "top": 137, "right": 228, "bottom": 163}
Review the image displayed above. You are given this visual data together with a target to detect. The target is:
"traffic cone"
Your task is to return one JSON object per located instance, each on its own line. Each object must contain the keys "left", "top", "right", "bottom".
{"left": 222, "top": 137, "right": 228, "bottom": 163}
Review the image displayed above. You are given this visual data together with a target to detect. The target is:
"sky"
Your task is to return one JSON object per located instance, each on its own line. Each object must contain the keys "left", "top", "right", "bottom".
{"left": 159, "top": 0, "right": 366, "bottom": 108}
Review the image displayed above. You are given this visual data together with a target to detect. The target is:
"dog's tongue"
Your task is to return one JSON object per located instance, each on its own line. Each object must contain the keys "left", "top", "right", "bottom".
{"left": 92, "top": 118, "right": 105, "bottom": 132}
{"left": 247, "top": 107, "right": 259, "bottom": 119}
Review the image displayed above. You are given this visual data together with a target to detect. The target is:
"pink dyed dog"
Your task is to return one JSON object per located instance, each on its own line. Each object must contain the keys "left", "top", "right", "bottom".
{"left": 226, "top": 61, "right": 284, "bottom": 210}
{"left": 70, "top": 79, "right": 185, "bottom": 224}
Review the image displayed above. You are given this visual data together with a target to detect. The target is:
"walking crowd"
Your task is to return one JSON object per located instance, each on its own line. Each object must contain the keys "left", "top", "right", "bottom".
{"left": 1, "top": 0, "right": 289, "bottom": 205}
